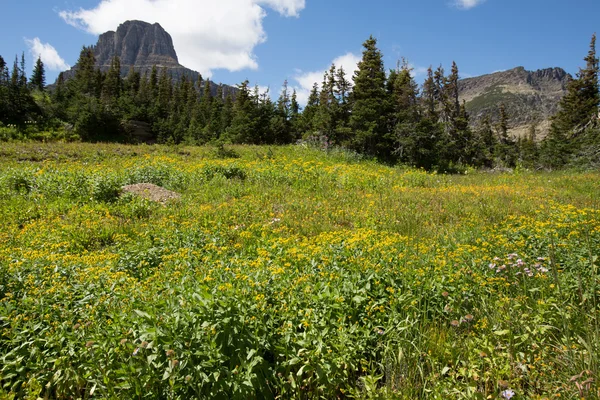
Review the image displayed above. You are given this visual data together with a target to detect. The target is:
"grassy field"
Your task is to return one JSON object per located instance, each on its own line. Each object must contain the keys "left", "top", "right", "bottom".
{"left": 0, "top": 143, "right": 599, "bottom": 399}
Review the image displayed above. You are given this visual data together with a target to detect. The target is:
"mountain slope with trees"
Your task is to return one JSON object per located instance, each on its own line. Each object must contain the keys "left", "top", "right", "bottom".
{"left": 0, "top": 26, "right": 598, "bottom": 170}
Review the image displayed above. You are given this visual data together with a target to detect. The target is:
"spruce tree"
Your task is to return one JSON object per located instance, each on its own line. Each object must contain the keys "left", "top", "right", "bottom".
{"left": 391, "top": 61, "right": 437, "bottom": 168}
{"left": 30, "top": 56, "right": 45, "bottom": 91}
{"left": 101, "top": 56, "right": 122, "bottom": 106}
{"left": 227, "top": 80, "right": 258, "bottom": 143}
{"left": 333, "top": 66, "right": 352, "bottom": 144}
{"left": 495, "top": 103, "right": 517, "bottom": 167}
{"left": 300, "top": 82, "right": 320, "bottom": 134}
{"left": 290, "top": 89, "right": 300, "bottom": 140}
{"left": 271, "top": 80, "right": 292, "bottom": 143}
{"left": 0, "top": 55, "right": 7, "bottom": 123}
{"left": 349, "top": 35, "right": 389, "bottom": 158}
{"left": 73, "top": 47, "right": 98, "bottom": 96}
{"left": 542, "top": 34, "right": 600, "bottom": 167}
{"left": 314, "top": 68, "right": 335, "bottom": 136}
{"left": 421, "top": 67, "right": 437, "bottom": 121}
{"left": 473, "top": 116, "right": 497, "bottom": 168}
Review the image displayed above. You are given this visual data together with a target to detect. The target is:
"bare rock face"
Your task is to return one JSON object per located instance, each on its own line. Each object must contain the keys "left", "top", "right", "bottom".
{"left": 96, "top": 20, "right": 180, "bottom": 69}
{"left": 60, "top": 20, "right": 236, "bottom": 96}
{"left": 93, "top": 20, "right": 199, "bottom": 82}
{"left": 459, "top": 66, "right": 572, "bottom": 138}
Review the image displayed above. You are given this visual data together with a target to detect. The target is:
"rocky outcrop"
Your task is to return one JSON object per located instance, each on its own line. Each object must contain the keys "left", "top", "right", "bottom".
{"left": 459, "top": 66, "right": 572, "bottom": 138}
{"left": 60, "top": 20, "right": 235, "bottom": 96}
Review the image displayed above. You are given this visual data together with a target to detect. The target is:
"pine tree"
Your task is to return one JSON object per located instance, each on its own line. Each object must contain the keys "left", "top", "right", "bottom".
{"left": 30, "top": 56, "right": 45, "bottom": 91}
{"left": 495, "top": 103, "right": 517, "bottom": 167}
{"left": 391, "top": 61, "right": 435, "bottom": 167}
{"left": 73, "top": 47, "right": 98, "bottom": 96}
{"left": 473, "top": 116, "right": 497, "bottom": 168}
{"left": 102, "top": 56, "right": 122, "bottom": 106}
{"left": 289, "top": 89, "right": 300, "bottom": 140}
{"left": 333, "top": 66, "right": 352, "bottom": 144}
{"left": 314, "top": 68, "right": 335, "bottom": 136}
{"left": 349, "top": 35, "right": 389, "bottom": 158}
{"left": 227, "top": 80, "right": 258, "bottom": 143}
{"left": 0, "top": 55, "right": 8, "bottom": 123}
{"left": 542, "top": 34, "right": 600, "bottom": 167}
{"left": 300, "top": 82, "right": 320, "bottom": 134}
{"left": 221, "top": 93, "right": 234, "bottom": 135}
{"left": 421, "top": 66, "right": 437, "bottom": 121}
{"left": 271, "top": 80, "right": 292, "bottom": 143}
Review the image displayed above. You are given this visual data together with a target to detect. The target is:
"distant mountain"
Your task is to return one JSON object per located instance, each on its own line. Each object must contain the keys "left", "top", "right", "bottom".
{"left": 459, "top": 66, "right": 572, "bottom": 138}
{"left": 61, "top": 20, "right": 236, "bottom": 96}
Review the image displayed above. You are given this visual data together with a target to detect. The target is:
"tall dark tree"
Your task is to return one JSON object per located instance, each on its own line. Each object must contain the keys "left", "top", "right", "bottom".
{"left": 349, "top": 35, "right": 389, "bottom": 158}
{"left": 271, "top": 80, "right": 293, "bottom": 143}
{"left": 289, "top": 88, "right": 300, "bottom": 140}
{"left": 495, "top": 103, "right": 517, "bottom": 167}
{"left": 473, "top": 116, "right": 497, "bottom": 168}
{"left": 226, "top": 80, "right": 258, "bottom": 143}
{"left": 542, "top": 34, "right": 600, "bottom": 167}
{"left": 102, "top": 56, "right": 122, "bottom": 105}
{"left": 421, "top": 67, "right": 437, "bottom": 121}
{"left": 300, "top": 82, "right": 320, "bottom": 134}
{"left": 30, "top": 56, "right": 45, "bottom": 91}
{"left": 391, "top": 61, "right": 431, "bottom": 166}
{"left": 73, "top": 47, "right": 98, "bottom": 96}
{"left": 0, "top": 55, "right": 8, "bottom": 123}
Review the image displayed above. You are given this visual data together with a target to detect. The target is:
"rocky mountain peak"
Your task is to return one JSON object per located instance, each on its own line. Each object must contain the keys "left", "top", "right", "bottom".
{"left": 459, "top": 66, "right": 572, "bottom": 138}
{"left": 94, "top": 20, "right": 180, "bottom": 69}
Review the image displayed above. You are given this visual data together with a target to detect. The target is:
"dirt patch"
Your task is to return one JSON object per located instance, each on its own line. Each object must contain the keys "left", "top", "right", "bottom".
{"left": 121, "top": 183, "right": 181, "bottom": 203}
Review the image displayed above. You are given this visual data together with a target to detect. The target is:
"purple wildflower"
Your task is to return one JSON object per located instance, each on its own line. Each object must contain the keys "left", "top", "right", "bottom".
{"left": 501, "top": 389, "right": 515, "bottom": 399}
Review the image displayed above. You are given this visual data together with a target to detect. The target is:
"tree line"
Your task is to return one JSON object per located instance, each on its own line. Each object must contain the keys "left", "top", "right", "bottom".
{"left": 1, "top": 35, "right": 598, "bottom": 170}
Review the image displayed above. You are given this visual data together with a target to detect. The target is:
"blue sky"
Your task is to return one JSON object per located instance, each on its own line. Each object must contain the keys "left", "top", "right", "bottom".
{"left": 1, "top": 0, "right": 598, "bottom": 103}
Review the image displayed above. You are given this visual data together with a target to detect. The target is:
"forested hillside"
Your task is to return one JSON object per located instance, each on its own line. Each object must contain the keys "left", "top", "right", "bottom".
{"left": 1, "top": 33, "right": 599, "bottom": 170}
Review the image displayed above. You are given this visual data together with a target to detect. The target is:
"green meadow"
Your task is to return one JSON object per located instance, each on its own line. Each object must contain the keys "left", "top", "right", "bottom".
{"left": 0, "top": 143, "right": 599, "bottom": 399}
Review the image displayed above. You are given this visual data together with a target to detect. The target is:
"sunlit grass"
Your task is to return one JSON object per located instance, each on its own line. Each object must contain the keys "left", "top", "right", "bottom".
{"left": 0, "top": 143, "right": 599, "bottom": 399}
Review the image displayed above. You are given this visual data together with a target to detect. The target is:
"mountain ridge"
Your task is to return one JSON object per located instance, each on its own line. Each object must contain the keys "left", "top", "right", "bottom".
{"left": 458, "top": 66, "right": 572, "bottom": 138}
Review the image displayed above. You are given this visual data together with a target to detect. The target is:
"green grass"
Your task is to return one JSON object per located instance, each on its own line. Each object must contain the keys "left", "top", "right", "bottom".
{"left": 0, "top": 143, "right": 599, "bottom": 399}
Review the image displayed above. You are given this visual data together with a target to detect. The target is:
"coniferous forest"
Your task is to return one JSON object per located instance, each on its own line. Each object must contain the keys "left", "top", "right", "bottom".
{"left": 1, "top": 34, "right": 599, "bottom": 170}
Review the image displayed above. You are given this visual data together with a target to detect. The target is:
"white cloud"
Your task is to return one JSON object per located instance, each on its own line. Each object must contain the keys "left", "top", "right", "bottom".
{"left": 408, "top": 64, "right": 429, "bottom": 78}
{"left": 454, "top": 0, "right": 485, "bottom": 9}
{"left": 58, "top": 0, "right": 305, "bottom": 77}
{"left": 293, "top": 52, "right": 361, "bottom": 105}
{"left": 24, "top": 38, "right": 70, "bottom": 71}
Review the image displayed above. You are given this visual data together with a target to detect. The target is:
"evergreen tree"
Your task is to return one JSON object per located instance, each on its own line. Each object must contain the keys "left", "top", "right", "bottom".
{"left": 518, "top": 122, "right": 539, "bottom": 168}
{"left": 314, "top": 68, "right": 335, "bottom": 136}
{"left": 542, "top": 34, "right": 599, "bottom": 167}
{"left": 300, "top": 82, "right": 320, "bottom": 134}
{"left": 472, "top": 116, "right": 497, "bottom": 168}
{"left": 101, "top": 56, "right": 122, "bottom": 106}
{"left": 349, "top": 35, "right": 389, "bottom": 158}
{"left": 391, "top": 61, "right": 427, "bottom": 166}
{"left": 421, "top": 66, "right": 437, "bottom": 121}
{"left": 73, "top": 47, "right": 98, "bottom": 96}
{"left": 30, "top": 56, "right": 45, "bottom": 91}
{"left": 289, "top": 89, "right": 300, "bottom": 140}
{"left": 271, "top": 80, "right": 292, "bottom": 143}
{"left": 0, "top": 55, "right": 8, "bottom": 123}
{"left": 221, "top": 93, "right": 234, "bottom": 135}
{"left": 226, "top": 80, "right": 258, "bottom": 143}
{"left": 494, "top": 103, "right": 517, "bottom": 167}
{"left": 333, "top": 66, "right": 352, "bottom": 144}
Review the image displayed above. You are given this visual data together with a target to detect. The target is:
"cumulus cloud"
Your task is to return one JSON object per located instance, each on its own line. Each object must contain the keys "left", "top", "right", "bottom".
{"left": 454, "top": 0, "right": 485, "bottom": 9}
{"left": 24, "top": 38, "right": 70, "bottom": 71}
{"left": 59, "top": 0, "right": 306, "bottom": 77}
{"left": 293, "top": 52, "right": 361, "bottom": 105}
